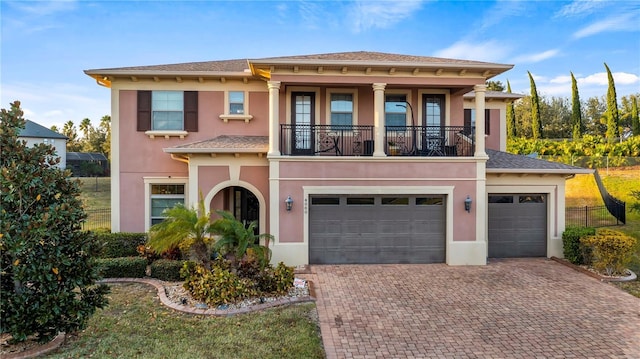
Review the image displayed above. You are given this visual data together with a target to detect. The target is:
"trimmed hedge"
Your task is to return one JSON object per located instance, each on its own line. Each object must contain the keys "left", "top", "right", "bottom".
{"left": 581, "top": 229, "right": 637, "bottom": 276}
{"left": 150, "top": 259, "right": 187, "bottom": 282}
{"left": 562, "top": 226, "right": 596, "bottom": 265}
{"left": 95, "top": 232, "right": 147, "bottom": 258}
{"left": 96, "top": 257, "right": 147, "bottom": 278}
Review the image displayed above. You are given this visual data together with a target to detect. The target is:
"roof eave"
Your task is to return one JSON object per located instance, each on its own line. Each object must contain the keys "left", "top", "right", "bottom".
{"left": 487, "top": 168, "right": 594, "bottom": 175}
{"left": 163, "top": 148, "right": 268, "bottom": 154}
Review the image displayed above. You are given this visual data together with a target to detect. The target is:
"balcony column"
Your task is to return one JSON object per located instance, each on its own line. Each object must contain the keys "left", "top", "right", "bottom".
{"left": 473, "top": 84, "right": 487, "bottom": 157}
{"left": 372, "top": 83, "right": 386, "bottom": 157}
{"left": 267, "top": 81, "right": 281, "bottom": 156}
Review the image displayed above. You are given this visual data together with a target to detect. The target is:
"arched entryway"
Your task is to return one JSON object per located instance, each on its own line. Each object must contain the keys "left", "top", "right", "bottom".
{"left": 206, "top": 184, "right": 264, "bottom": 235}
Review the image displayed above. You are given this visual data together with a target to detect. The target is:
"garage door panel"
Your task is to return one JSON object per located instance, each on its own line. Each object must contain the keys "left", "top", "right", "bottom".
{"left": 488, "top": 194, "right": 546, "bottom": 258}
{"left": 309, "top": 195, "right": 446, "bottom": 264}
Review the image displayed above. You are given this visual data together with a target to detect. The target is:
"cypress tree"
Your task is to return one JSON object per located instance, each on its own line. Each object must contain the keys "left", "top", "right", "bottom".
{"left": 632, "top": 96, "right": 639, "bottom": 136}
{"left": 570, "top": 72, "right": 583, "bottom": 140}
{"left": 604, "top": 63, "right": 619, "bottom": 141}
{"left": 506, "top": 80, "right": 517, "bottom": 138}
{"left": 528, "top": 71, "right": 542, "bottom": 139}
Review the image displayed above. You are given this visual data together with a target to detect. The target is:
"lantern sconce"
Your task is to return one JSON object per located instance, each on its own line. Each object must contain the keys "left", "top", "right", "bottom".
{"left": 285, "top": 195, "right": 294, "bottom": 211}
{"left": 464, "top": 195, "right": 472, "bottom": 213}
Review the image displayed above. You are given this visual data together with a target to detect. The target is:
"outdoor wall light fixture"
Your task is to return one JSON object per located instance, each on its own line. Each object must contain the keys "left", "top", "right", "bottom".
{"left": 464, "top": 195, "right": 472, "bottom": 213}
{"left": 285, "top": 195, "right": 294, "bottom": 211}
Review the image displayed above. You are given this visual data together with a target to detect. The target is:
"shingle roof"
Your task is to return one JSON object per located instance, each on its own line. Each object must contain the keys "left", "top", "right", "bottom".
{"left": 486, "top": 149, "right": 592, "bottom": 174}
{"left": 164, "top": 135, "right": 269, "bottom": 154}
{"left": 86, "top": 51, "right": 512, "bottom": 74}
{"left": 19, "top": 120, "right": 67, "bottom": 139}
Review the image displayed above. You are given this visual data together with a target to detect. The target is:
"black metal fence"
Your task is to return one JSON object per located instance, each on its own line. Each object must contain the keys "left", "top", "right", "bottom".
{"left": 385, "top": 126, "right": 474, "bottom": 156}
{"left": 593, "top": 169, "right": 626, "bottom": 224}
{"left": 280, "top": 124, "right": 374, "bottom": 156}
{"left": 82, "top": 208, "right": 111, "bottom": 231}
{"left": 566, "top": 205, "right": 623, "bottom": 228}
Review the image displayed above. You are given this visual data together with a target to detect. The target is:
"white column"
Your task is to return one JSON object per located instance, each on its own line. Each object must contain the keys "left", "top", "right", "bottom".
{"left": 372, "top": 83, "right": 386, "bottom": 157}
{"left": 268, "top": 81, "right": 281, "bottom": 156}
{"left": 474, "top": 84, "right": 487, "bottom": 157}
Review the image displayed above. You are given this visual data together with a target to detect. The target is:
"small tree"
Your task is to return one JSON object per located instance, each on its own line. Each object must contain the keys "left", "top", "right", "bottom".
{"left": 211, "top": 210, "right": 274, "bottom": 269}
{"left": 506, "top": 80, "right": 517, "bottom": 138}
{"left": 148, "top": 196, "right": 216, "bottom": 269}
{"left": 604, "top": 63, "right": 620, "bottom": 142}
{"left": 570, "top": 72, "right": 584, "bottom": 140}
{"left": 1, "top": 101, "right": 109, "bottom": 342}
{"left": 631, "top": 97, "right": 639, "bottom": 136}
{"left": 528, "top": 71, "right": 543, "bottom": 139}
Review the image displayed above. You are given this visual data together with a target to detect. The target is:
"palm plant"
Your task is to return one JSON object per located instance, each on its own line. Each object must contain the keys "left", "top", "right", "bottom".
{"left": 148, "top": 198, "right": 216, "bottom": 269}
{"left": 211, "top": 210, "right": 274, "bottom": 269}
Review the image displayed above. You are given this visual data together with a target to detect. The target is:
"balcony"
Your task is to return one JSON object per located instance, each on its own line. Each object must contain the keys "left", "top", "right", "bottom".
{"left": 279, "top": 124, "right": 474, "bottom": 157}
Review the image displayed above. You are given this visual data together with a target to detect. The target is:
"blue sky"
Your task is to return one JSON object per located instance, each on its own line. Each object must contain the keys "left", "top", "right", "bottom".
{"left": 1, "top": 0, "right": 639, "bottom": 130}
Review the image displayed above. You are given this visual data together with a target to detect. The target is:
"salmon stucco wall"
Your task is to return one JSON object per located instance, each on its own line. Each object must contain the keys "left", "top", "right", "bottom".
{"left": 486, "top": 109, "right": 501, "bottom": 151}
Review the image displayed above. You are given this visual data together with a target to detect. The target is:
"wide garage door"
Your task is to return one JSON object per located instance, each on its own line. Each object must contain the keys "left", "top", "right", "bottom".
{"left": 488, "top": 194, "right": 547, "bottom": 258}
{"left": 309, "top": 195, "right": 446, "bottom": 264}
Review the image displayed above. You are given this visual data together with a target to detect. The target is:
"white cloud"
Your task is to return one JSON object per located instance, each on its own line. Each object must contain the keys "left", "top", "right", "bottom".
{"left": 555, "top": 0, "right": 607, "bottom": 18}
{"left": 512, "top": 49, "right": 560, "bottom": 64}
{"left": 550, "top": 75, "right": 572, "bottom": 84}
{"left": 573, "top": 12, "right": 640, "bottom": 39}
{"left": 435, "top": 40, "right": 511, "bottom": 62}
{"left": 580, "top": 71, "right": 640, "bottom": 86}
{"left": 348, "top": 0, "right": 426, "bottom": 33}
{"left": 6, "top": 0, "right": 77, "bottom": 16}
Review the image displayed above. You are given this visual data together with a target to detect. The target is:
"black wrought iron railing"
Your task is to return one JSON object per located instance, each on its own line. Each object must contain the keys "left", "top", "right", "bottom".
{"left": 385, "top": 126, "right": 474, "bottom": 157}
{"left": 566, "top": 205, "right": 623, "bottom": 228}
{"left": 82, "top": 208, "right": 111, "bottom": 231}
{"left": 280, "top": 124, "right": 374, "bottom": 156}
{"left": 593, "top": 169, "right": 626, "bottom": 224}
{"left": 280, "top": 124, "right": 475, "bottom": 157}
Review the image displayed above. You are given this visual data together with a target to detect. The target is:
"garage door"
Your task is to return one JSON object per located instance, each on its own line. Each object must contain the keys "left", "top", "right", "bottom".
{"left": 488, "top": 194, "right": 547, "bottom": 258}
{"left": 309, "top": 195, "right": 446, "bottom": 264}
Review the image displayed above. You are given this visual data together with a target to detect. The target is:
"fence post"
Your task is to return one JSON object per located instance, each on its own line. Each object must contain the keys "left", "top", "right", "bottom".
{"left": 584, "top": 206, "right": 588, "bottom": 227}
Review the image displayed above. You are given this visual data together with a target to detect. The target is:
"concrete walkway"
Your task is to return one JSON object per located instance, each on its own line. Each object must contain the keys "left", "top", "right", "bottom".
{"left": 301, "top": 259, "right": 640, "bottom": 359}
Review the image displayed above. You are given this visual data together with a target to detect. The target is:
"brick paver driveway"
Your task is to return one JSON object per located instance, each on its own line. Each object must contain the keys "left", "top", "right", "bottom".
{"left": 301, "top": 259, "right": 640, "bottom": 358}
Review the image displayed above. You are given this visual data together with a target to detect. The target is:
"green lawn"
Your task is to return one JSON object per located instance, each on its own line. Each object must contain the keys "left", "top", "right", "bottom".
{"left": 77, "top": 177, "right": 111, "bottom": 210}
{"left": 43, "top": 283, "right": 325, "bottom": 359}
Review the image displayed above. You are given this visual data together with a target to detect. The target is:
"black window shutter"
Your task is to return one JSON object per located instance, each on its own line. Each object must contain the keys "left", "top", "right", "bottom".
{"left": 137, "top": 91, "right": 152, "bottom": 131}
{"left": 463, "top": 109, "right": 471, "bottom": 135}
{"left": 184, "top": 91, "right": 198, "bottom": 132}
{"left": 485, "top": 109, "right": 490, "bottom": 135}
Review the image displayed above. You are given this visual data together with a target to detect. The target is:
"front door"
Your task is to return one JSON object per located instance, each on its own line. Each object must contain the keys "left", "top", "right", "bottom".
{"left": 292, "top": 92, "right": 315, "bottom": 155}
{"left": 233, "top": 187, "right": 259, "bottom": 235}
{"left": 422, "top": 94, "right": 446, "bottom": 155}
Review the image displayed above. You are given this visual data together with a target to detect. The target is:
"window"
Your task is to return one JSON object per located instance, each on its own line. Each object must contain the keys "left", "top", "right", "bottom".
{"left": 385, "top": 95, "right": 407, "bottom": 127}
{"left": 229, "top": 91, "right": 245, "bottom": 114}
{"left": 416, "top": 197, "right": 444, "bottom": 205}
{"left": 137, "top": 91, "right": 198, "bottom": 133}
{"left": 346, "top": 197, "right": 374, "bottom": 205}
{"left": 464, "top": 109, "right": 490, "bottom": 135}
{"left": 489, "top": 195, "right": 513, "bottom": 203}
{"left": 150, "top": 184, "right": 185, "bottom": 226}
{"left": 311, "top": 197, "right": 340, "bottom": 205}
{"left": 152, "top": 91, "right": 183, "bottom": 130}
{"left": 330, "top": 93, "right": 353, "bottom": 127}
{"left": 519, "top": 195, "right": 544, "bottom": 203}
{"left": 381, "top": 197, "right": 409, "bottom": 205}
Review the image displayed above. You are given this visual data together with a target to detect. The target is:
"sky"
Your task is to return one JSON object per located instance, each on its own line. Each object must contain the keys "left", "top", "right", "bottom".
{"left": 1, "top": 0, "right": 639, "bottom": 130}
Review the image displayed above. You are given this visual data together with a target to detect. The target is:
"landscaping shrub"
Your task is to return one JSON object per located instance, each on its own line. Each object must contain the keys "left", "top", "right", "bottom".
{"left": 96, "top": 257, "right": 147, "bottom": 278}
{"left": 181, "top": 258, "right": 295, "bottom": 306}
{"left": 562, "top": 226, "right": 596, "bottom": 264}
{"left": 150, "top": 259, "right": 187, "bottom": 281}
{"left": 580, "top": 229, "right": 637, "bottom": 276}
{"left": 181, "top": 259, "right": 257, "bottom": 306}
{"left": 1, "top": 102, "right": 109, "bottom": 342}
{"left": 96, "top": 232, "right": 147, "bottom": 258}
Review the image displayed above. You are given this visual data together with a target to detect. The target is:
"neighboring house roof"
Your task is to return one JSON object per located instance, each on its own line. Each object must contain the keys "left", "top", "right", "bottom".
{"left": 164, "top": 135, "right": 269, "bottom": 154}
{"left": 19, "top": 120, "right": 67, "bottom": 140}
{"left": 67, "top": 152, "right": 108, "bottom": 161}
{"left": 486, "top": 149, "right": 592, "bottom": 175}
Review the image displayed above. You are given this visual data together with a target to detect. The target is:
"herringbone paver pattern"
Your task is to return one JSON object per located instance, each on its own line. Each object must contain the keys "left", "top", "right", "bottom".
{"left": 302, "top": 259, "right": 640, "bottom": 359}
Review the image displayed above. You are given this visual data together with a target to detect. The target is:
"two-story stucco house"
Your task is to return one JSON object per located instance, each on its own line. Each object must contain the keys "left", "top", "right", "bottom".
{"left": 85, "top": 51, "right": 589, "bottom": 266}
{"left": 19, "top": 120, "right": 68, "bottom": 170}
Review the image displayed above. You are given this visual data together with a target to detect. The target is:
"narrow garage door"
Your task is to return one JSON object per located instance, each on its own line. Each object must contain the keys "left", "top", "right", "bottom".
{"left": 309, "top": 195, "right": 446, "bottom": 264}
{"left": 488, "top": 194, "right": 547, "bottom": 258}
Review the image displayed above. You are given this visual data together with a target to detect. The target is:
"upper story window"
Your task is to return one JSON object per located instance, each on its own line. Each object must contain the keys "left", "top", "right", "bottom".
{"left": 464, "top": 109, "right": 490, "bottom": 135}
{"left": 152, "top": 91, "right": 183, "bottom": 130}
{"left": 330, "top": 93, "right": 353, "bottom": 127}
{"left": 137, "top": 90, "right": 198, "bottom": 136}
{"left": 385, "top": 94, "right": 407, "bottom": 127}
{"left": 229, "top": 91, "right": 245, "bottom": 114}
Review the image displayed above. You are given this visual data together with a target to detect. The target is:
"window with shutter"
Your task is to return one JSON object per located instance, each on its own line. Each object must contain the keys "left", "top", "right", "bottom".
{"left": 137, "top": 90, "right": 198, "bottom": 135}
